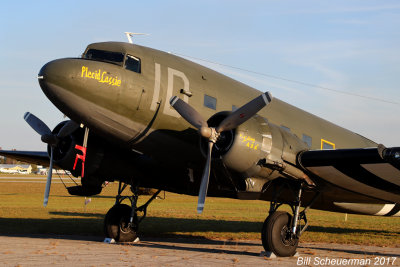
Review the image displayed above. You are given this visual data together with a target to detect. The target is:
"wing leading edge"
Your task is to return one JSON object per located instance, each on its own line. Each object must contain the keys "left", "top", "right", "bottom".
{"left": 0, "top": 150, "right": 50, "bottom": 167}
{"left": 298, "top": 146, "right": 400, "bottom": 203}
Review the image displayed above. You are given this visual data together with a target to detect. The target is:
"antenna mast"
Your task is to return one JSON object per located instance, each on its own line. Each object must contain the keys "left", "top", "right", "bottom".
{"left": 124, "top": 32, "right": 149, "bottom": 44}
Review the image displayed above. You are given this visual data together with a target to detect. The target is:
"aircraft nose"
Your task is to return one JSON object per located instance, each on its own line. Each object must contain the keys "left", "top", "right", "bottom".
{"left": 38, "top": 58, "right": 79, "bottom": 99}
{"left": 37, "top": 57, "right": 126, "bottom": 124}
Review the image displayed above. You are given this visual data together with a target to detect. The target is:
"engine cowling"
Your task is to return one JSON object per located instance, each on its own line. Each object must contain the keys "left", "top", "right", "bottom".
{"left": 48, "top": 121, "right": 84, "bottom": 175}
{"left": 47, "top": 121, "right": 147, "bottom": 188}
{"left": 204, "top": 113, "right": 310, "bottom": 183}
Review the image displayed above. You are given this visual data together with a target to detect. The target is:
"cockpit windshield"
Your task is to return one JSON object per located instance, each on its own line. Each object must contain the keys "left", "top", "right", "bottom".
{"left": 83, "top": 49, "right": 124, "bottom": 66}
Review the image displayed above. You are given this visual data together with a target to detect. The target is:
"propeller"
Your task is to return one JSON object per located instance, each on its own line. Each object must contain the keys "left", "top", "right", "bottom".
{"left": 170, "top": 91, "right": 273, "bottom": 213}
{"left": 24, "top": 112, "right": 79, "bottom": 207}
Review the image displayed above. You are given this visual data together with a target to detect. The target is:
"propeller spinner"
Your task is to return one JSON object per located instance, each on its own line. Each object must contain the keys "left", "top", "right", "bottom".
{"left": 24, "top": 112, "right": 79, "bottom": 207}
{"left": 170, "top": 92, "right": 273, "bottom": 213}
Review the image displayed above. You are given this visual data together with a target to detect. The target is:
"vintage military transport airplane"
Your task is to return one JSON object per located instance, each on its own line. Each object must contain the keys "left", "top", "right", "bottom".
{"left": 1, "top": 41, "right": 400, "bottom": 257}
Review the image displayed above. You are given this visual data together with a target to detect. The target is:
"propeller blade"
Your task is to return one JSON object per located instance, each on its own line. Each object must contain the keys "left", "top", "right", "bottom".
{"left": 24, "top": 112, "right": 51, "bottom": 136}
{"left": 57, "top": 120, "right": 79, "bottom": 138}
{"left": 43, "top": 147, "right": 54, "bottom": 207}
{"left": 41, "top": 134, "right": 58, "bottom": 146}
{"left": 170, "top": 96, "right": 208, "bottom": 130}
{"left": 197, "top": 141, "right": 214, "bottom": 214}
{"left": 216, "top": 92, "right": 272, "bottom": 133}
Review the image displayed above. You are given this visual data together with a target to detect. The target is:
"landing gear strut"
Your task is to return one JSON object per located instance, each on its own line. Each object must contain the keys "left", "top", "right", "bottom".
{"left": 261, "top": 182, "right": 319, "bottom": 257}
{"left": 104, "top": 182, "right": 161, "bottom": 242}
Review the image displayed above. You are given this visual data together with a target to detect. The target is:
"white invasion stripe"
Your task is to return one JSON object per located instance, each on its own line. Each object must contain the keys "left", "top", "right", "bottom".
{"left": 307, "top": 166, "right": 400, "bottom": 203}
{"left": 394, "top": 210, "right": 400, "bottom": 217}
{"left": 361, "top": 163, "right": 400, "bottom": 187}
{"left": 374, "top": 204, "right": 395, "bottom": 215}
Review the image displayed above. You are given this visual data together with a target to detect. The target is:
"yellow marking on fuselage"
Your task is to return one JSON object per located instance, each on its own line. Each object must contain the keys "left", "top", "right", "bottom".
{"left": 321, "top": 139, "right": 335, "bottom": 149}
{"left": 240, "top": 133, "right": 259, "bottom": 150}
{"left": 81, "top": 66, "right": 121, "bottom": 87}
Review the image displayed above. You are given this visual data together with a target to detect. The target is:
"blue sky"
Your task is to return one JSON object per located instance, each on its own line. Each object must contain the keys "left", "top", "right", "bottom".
{"left": 1, "top": 0, "right": 400, "bottom": 150}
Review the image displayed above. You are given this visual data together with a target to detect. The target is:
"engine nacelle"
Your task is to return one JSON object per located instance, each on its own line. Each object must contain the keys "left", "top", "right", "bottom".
{"left": 206, "top": 113, "right": 310, "bottom": 183}
{"left": 48, "top": 121, "right": 84, "bottom": 175}
{"left": 47, "top": 121, "right": 147, "bottom": 188}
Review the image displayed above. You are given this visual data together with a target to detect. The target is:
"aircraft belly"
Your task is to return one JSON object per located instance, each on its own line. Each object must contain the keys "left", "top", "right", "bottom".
{"left": 308, "top": 166, "right": 400, "bottom": 203}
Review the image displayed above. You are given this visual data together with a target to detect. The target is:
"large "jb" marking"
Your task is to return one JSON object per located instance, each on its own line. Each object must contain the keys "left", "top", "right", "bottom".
{"left": 150, "top": 63, "right": 190, "bottom": 118}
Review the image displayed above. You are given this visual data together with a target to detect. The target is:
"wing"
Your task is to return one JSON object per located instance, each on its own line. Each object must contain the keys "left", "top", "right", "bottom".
{"left": 0, "top": 150, "right": 50, "bottom": 167}
{"left": 298, "top": 145, "right": 400, "bottom": 203}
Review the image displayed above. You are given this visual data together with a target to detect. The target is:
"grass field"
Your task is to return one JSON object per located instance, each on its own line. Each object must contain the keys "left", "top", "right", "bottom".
{"left": 0, "top": 179, "right": 399, "bottom": 247}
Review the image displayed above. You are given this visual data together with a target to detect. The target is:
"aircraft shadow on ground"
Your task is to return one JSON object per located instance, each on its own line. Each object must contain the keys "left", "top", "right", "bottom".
{"left": 136, "top": 240, "right": 400, "bottom": 258}
{"left": 0, "top": 215, "right": 398, "bottom": 257}
{"left": 54, "top": 195, "right": 115, "bottom": 199}
{"left": 0, "top": 214, "right": 396, "bottom": 236}
{"left": 134, "top": 240, "right": 261, "bottom": 257}
{"left": 49, "top": 211, "right": 104, "bottom": 218}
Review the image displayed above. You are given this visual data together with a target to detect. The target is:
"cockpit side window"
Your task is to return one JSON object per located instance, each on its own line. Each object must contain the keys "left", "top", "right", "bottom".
{"left": 84, "top": 49, "right": 124, "bottom": 66}
{"left": 125, "top": 54, "right": 141, "bottom": 73}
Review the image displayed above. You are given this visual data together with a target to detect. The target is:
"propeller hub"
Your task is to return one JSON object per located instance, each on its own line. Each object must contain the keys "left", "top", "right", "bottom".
{"left": 169, "top": 91, "right": 272, "bottom": 214}
{"left": 41, "top": 134, "right": 59, "bottom": 146}
{"left": 199, "top": 127, "right": 220, "bottom": 143}
{"left": 199, "top": 127, "right": 212, "bottom": 139}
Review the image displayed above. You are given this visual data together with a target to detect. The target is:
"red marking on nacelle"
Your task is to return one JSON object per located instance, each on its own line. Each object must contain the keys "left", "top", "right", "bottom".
{"left": 239, "top": 113, "right": 245, "bottom": 118}
{"left": 73, "top": 145, "right": 87, "bottom": 178}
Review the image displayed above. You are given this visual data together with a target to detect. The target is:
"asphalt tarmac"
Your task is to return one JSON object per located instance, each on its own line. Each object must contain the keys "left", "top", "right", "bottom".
{"left": 0, "top": 235, "right": 399, "bottom": 266}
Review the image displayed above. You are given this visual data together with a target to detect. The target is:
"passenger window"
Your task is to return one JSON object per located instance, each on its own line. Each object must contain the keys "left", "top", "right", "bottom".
{"left": 84, "top": 49, "right": 124, "bottom": 66}
{"left": 204, "top": 95, "right": 217, "bottom": 110}
{"left": 281, "top": 125, "right": 291, "bottom": 133}
{"left": 125, "top": 55, "right": 141, "bottom": 73}
{"left": 302, "top": 134, "right": 312, "bottom": 148}
{"left": 321, "top": 139, "right": 335, "bottom": 150}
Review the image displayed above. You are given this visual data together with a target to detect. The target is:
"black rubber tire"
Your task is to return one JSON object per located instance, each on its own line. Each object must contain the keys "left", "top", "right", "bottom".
{"left": 261, "top": 211, "right": 299, "bottom": 257}
{"left": 104, "top": 204, "right": 138, "bottom": 242}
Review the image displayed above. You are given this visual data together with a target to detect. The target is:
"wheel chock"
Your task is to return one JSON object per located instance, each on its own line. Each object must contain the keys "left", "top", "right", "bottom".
{"left": 260, "top": 251, "right": 276, "bottom": 258}
{"left": 103, "top": 238, "right": 116, "bottom": 244}
{"left": 260, "top": 251, "right": 300, "bottom": 258}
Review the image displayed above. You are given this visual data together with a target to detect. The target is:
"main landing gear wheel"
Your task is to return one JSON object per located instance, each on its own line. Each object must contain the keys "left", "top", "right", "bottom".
{"left": 104, "top": 204, "right": 138, "bottom": 242}
{"left": 104, "top": 182, "right": 162, "bottom": 243}
{"left": 261, "top": 211, "right": 298, "bottom": 257}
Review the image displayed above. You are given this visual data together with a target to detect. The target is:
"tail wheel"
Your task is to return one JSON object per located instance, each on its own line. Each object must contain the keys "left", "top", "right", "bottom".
{"left": 104, "top": 204, "right": 138, "bottom": 242}
{"left": 261, "top": 211, "right": 298, "bottom": 257}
